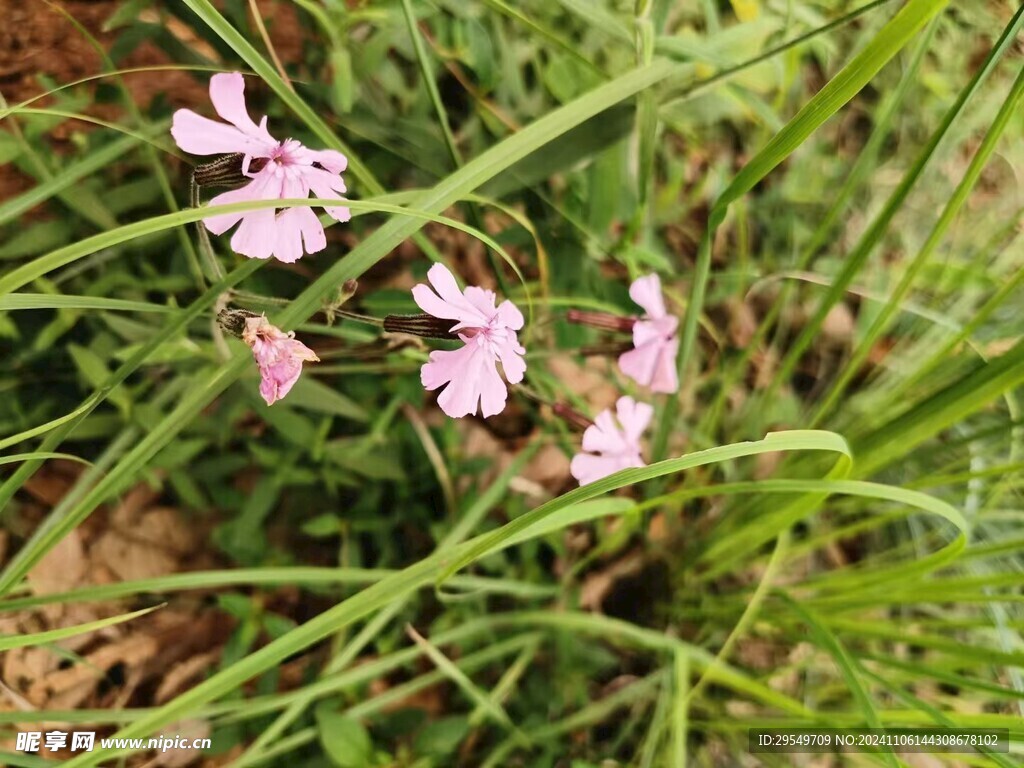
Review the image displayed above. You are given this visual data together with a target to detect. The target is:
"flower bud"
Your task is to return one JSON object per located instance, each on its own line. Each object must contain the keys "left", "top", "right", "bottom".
{"left": 566, "top": 309, "right": 636, "bottom": 334}
{"left": 193, "top": 154, "right": 268, "bottom": 189}
{"left": 552, "top": 402, "right": 594, "bottom": 432}
{"left": 383, "top": 313, "right": 459, "bottom": 340}
{"left": 217, "top": 308, "right": 261, "bottom": 337}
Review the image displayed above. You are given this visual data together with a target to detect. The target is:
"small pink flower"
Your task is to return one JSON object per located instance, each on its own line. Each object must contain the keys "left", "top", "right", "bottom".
{"left": 172, "top": 72, "right": 350, "bottom": 263}
{"left": 242, "top": 316, "right": 319, "bottom": 406}
{"left": 570, "top": 397, "right": 652, "bottom": 486}
{"left": 413, "top": 264, "right": 526, "bottom": 419}
{"left": 618, "top": 274, "right": 679, "bottom": 394}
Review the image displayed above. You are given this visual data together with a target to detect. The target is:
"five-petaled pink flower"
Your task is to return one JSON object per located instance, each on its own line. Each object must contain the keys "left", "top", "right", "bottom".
{"left": 618, "top": 274, "right": 679, "bottom": 394}
{"left": 570, "top": 396, "right": 652, "bottom": 486}
{"left": 172, "top": 72, "right": 350, "bottom": 263}
{"left": 413, "top": 264, "right": 526, "bottom": 419}
{"left": 242, "top": 315, "right": 319, "bottom": 406}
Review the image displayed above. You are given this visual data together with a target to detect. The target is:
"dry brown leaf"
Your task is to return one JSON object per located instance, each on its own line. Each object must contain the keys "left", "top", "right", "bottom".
{"left": 155, "top": 651, "right": 223, "bottom": 705}
{"left": 152, "top": 719, "right": 213, "bottom": 768}
{"left": 727, "top": 297, "right": 758, "bottom": 348}
{"left": 27, "top": 633, "right": 159, "bottom": 708}
{"left": 547, "top": 355, "right": 619, "bottom": 411}
{"left": 821, "top": 303, "right": 855, "bottom": 345}
{"left": 28, "top": 529, "right": 88, "bottom": 596}
{"left": 520, "top": 444, "right": 571, "bottom": 493}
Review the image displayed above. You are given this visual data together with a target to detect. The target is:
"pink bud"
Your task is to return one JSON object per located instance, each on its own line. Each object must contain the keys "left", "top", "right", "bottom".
{"left": 242, "top": 316, "right": 319, "bottom": 406}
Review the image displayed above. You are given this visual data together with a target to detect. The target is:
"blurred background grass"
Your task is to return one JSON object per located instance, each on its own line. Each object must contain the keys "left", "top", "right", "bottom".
{"left": 1, "top": 0, "right": 1024, "bottom": 766}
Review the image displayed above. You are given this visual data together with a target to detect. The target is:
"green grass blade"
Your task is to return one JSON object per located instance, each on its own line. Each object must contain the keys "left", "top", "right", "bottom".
{"left": 0, "top": 134, "right": 142, "bottom": 227}
{"left": 813, "top": 62, "right": 1024, "bottom": 424}
{"left": 654, "top": 0, "right": 950, "bottom": 460}
{"left": 771, "top": 2, "right": 1024, "bottom": 390}
{"left": 0, "top": 294, "right": 177, "bottom": 313}
{"left": 780, "top": 596, "right": 898, "bottom": 767}
{"left": 0, "top": 605, "right": 160, "bottom": 651}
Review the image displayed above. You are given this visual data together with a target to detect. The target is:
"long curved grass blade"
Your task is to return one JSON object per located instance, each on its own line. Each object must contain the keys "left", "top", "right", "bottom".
{"left": 812, "top": 62, "right": 1024, "bottom": 424}
{"left": 0, "top": 59, "right": 680, "bottom": 611}
{"left": 0, "top": 294, "right": 177, "bottom": 313}
{"left": 0, "top": 134, "right": 143, "bottom": 227}
{"left": 0, "top": 452, "right": 90, "bottom": 467}
{"left": 0, "top": 605, "right": 160, "bottom": 651}
{"left": 652, "top": 0, "right": 949, "bottom": 461}
{"left": 772, "top": 2, "right": 1024, "bottom": 392}
{"left": 57, "top": 431, "right": 849, "bottom": 766}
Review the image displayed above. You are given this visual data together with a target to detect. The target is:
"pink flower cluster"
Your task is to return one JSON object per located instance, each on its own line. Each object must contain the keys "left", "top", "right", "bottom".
{"left": 172, "top": 73, "right": 350, "bottom": 263}
{"left": 413, "top": 264, "right": 526, "bottom": 419}
{"left": 619, "top": 274, "right": 679, "bottom": 394}
{"left": 567, "top": 274, "right": 680, "bottom": 485}
{"left": 175, "top": 74, "right": 679, "bottom": 489}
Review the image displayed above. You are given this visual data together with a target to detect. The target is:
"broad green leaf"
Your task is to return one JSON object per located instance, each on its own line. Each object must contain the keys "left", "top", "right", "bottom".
{"left": 315, "top": 706, "right": 373, "bottom": 768}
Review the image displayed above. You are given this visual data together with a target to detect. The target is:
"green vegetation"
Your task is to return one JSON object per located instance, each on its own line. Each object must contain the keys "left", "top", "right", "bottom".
{"left": 2, "top": 0, "right": 1023, "bottom": 765}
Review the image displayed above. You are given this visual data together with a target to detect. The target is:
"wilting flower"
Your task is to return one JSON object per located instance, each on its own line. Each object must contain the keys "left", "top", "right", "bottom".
{"left": 413, "top": 264, "right": 526, "bottom": 419}
{"left": 618, "top": 274, "right": 679, "bottom": 394}
{"left": 242, "top": 315, "right": 319, "bottom": 406}
{"left": 172, "top": 72, "right": 350, "bottom": 263}
{"left": 570, "top": 396, "right": 652, "bottom": 486}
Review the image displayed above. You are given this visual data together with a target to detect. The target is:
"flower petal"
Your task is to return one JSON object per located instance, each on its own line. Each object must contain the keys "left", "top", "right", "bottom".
{"left": 412, "top": 264, "right": 490, "bottom": 327}
{"left": 209, "top": 72, "right": 276, "bottom": 146}
{"left": 464, "top": 286, "right": 499, "bottom": 317}
{"left": 306, "top": 148, "right": 348, "bottom": 174}
{"left": 204, "top": 175, "right": 274, "bottom": 235}
{"left": 304, "top": 167, "right": 351, "bottom": 221}
{"left": 496, "top": 300, "right": 524, "bottom": 331}
{"left": 230, "top": 208, "right": 278, "bottom": 260}
{"left": 477, "top": 353, "right": 509, "bottom": 418}
{"left": 495, "top": 334, "right": 526, "bottom": 384}
{"left": 615, "top": 396, "right": 654, "bottom": 443}
{"left": 171, "top": 109, "right": 265, "bottom": 156}
{"left": 244, "top": 317, "right": 318, "bottom": 405}
{"left": 618, "top": 340, "right": 662, "bottom": 389}
{"left": 581, "top": 412, "right": 631, "bottom": 455}
{"left": 422, "top": 342, "right": 487, "bottom": 418}
{"left": 274, "top": 207, "right": 326, "bottom": 263}
{"left": 629, "top": 274, "right": 666, "bottom": 319}
{"left": 649, "top": 335, "right": 679, "bottom": 393}
{"left": 570, "top": 452, "right": 638, "bottom": 486}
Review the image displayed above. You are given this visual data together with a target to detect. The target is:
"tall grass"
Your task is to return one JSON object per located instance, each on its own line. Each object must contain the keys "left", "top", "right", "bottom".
{"left": 2, "top": 0, "right": 1024, "bottom": 765}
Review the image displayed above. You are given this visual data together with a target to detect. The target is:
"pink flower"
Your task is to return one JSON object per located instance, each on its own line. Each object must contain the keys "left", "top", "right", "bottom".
{"left": 242, "top": 316, "right": 319, "bottom": 406}
{"left": 570, "top": 397, "right": 652, "bottom": 486}
{"left": 618, "top": 274, "right": 679, "bottom": 394}
{"left": 413, "top": 264, "right": 526, "bottom": 419}
{"left": 172, "top": 72, "right": 350, "bottom": 263}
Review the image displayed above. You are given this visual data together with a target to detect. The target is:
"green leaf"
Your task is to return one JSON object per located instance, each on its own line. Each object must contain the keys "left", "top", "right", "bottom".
{"left": 480, "top": 104, "right": 636, "bottom": 198}
{"left": 0, "top": 133, "right": 142, "bottom": 227}
{"left": 315, "top": 705, "right": 373, "bottom": 768}
{"left": 286, "top": 376, "right": 368, "bottom": 422}
{"left": 301, "top": 514, "right": 342, "bottom": 538}
{"left": 413, "top": 716, "right": 470, "bottom": 757}
{"left": 68, "top": 343, "right": 132, "bottom": 416}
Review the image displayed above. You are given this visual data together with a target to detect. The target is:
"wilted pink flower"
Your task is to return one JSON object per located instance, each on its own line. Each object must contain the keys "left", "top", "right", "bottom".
{"left": 242, "top": 315, "right": 319, "bottom": 406}
{"left": 172, "top": 72, "right": 350, "bottom": 263}
{"left": 413, "top": 264, "right": 526, "bottom": 419}
{"left": 570, "top": 397, "right": 652, "bottom": 486}
{"left": 618, "top": 274, "right": 679, "bottom": 394}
